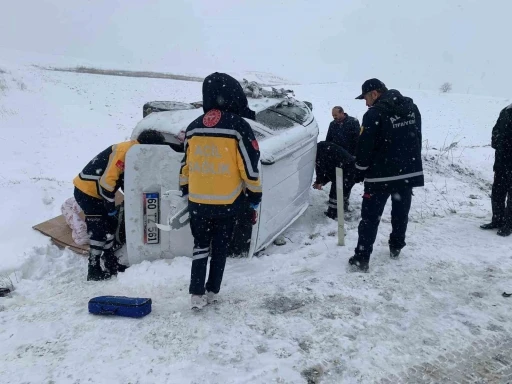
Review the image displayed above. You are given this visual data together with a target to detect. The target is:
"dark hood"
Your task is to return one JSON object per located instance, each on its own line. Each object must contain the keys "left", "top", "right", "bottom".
{"left": 373, "top": 89, "right": 415, "bottom": 117}
{"left": 202, "top": 72, "right": 256, "bottom": 120}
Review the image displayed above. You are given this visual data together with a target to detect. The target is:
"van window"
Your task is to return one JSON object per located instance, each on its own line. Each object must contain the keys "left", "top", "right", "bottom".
{"left": 269, "top": 101, "right": 309, "bottom": 125}
{"left": 256, "top": 109, "right": 295, "bottom": 131}
{"left": 255, "top": 100, "right": 309, "bottom": 130}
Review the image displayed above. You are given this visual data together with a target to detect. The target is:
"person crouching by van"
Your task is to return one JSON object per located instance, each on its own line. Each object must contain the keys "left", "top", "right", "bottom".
{"left": 180, "top": 72, "right": 262, "bottom": 310}
{"left": 313, "top": 106, "right": 360, "bottom": 219}
{"left": 73, "top": 129, "right": 165, "bottom": 281}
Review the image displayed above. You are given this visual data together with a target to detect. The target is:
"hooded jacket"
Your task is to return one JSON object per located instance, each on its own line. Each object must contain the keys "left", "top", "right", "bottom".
{"left": 73, "top": 140, "right": 138, "bottom": 213}
{"left": 179, "top": 72, "right": 262, "bottom": 216}
{"left": 355, "top": 89, "right": 424, "bottom": 192}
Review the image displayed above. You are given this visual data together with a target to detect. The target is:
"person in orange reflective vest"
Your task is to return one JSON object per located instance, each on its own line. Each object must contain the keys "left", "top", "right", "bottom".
{"left": 180, "top": 72, "right": 262, "bottom": 309}
{"left": 73, "top": 129, "right": 165, "bottom": 281}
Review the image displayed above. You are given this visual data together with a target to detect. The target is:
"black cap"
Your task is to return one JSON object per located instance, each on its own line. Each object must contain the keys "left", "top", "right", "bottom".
{"left": 355, "top": 78, "right": 386, "bottom": 99}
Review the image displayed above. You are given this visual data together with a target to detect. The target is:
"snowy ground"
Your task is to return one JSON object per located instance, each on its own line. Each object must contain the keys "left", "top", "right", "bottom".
{"left": 1, "top": 54, "right": 512, "bottom": 383}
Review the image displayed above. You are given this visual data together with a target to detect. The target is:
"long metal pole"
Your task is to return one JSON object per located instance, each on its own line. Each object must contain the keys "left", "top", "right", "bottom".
{"left": 336, "top": 167, "right": 345, "bottom": 246}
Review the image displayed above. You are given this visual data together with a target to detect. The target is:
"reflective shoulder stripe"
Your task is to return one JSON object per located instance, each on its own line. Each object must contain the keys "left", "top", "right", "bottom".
{"left": 79, "top": 172, "right": 114, "bottom": 201}
{"left": 98, "top": 187, "right": 115, "bottom": 202}
{"left": 237, "top": 140, "right": 259, "bottom": 179}
{"left": 355, "top": 164, "right": 369, "bottom": 170}
{"left": 186, "top": 127, "right": 239, "bottom": 137}
{"left": 79, "top": 172, "right": 100, "bottom": 180}
{"left": 245, "top": 183, "right": 262, "bottom": 193}
{"left": 365, "top": 171, "right": 424, "bottom": 183}
{"left": 99, "top": 145, "right": 119, "bottom": 191}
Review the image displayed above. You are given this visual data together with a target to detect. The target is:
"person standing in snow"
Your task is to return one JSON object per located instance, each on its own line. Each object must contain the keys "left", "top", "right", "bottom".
{"left": 349, "top": 79, "right": 423, "bottom": 273}
{"left": 313, "top": 106, "right": 360, "bottom": 219}
{"left": 480, "top": 103, "right": 512, "bottom": 237}
{"left": 179, "top": 72, "right": 262, "bottom": 310}
{"left": 73, "top": 129, "right": 165, "bottom": 281}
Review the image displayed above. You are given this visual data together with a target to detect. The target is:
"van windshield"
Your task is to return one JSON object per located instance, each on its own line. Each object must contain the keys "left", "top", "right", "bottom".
{"left": 255, "top": 100, "right": 310, "bottom": 131}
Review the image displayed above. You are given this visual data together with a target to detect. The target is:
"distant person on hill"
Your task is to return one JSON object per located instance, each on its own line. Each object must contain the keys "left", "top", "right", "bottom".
{"left": 480, "top": 103, "right": 512, "bottom": 237}
{"left": 349, "top": 79, "right": 424, "bottom": 273}
{"left": 312, "top": 106, "right": 360, "bottom": 219}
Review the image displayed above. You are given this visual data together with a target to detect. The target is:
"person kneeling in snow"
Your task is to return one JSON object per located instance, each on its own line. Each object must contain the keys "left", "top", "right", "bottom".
{"left": 73, "top": 129, "right": 165, "bottom": 281}
{"left": 180, "top": 72, "right": 262, "bottom": 310}
{"left": 312, "top": 106, "right": 360, "bottom": 219}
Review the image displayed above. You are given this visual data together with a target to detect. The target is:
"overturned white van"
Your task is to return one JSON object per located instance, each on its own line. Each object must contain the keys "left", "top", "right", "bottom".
{"left": 124, "top": 86, "right": 319, "bottom": 265}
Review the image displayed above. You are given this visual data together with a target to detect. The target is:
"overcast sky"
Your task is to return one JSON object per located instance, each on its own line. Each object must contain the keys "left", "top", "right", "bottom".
{"left": 2, "top": 0, "right": 511, "bottom": 97}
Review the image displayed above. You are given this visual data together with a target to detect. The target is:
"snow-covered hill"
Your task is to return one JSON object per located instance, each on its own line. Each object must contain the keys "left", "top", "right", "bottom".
{"left": 1, "top": 56, "right": 512, "bottom": 383}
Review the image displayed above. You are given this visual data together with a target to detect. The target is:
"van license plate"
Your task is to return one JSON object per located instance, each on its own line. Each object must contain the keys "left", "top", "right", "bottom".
{"left": 143, "top": 192, "right": 160, "bottom": 244}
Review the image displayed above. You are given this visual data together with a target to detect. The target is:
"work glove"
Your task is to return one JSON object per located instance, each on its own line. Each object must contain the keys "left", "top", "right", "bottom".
{"left": 180, "top": 185, "right": 189, "bottom": 198}
{"left": 250, "top": 203, "right": 259, "bottom": 225}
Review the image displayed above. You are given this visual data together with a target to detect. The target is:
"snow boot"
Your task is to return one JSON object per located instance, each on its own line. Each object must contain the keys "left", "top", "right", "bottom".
{"left": 206, "top": 291, "right": 219, "bottom": 304}
{"left": 103, "top": 251, "right": 119, "bottom": 278}
{"left": 117, "top": 262, "right": 129, "bottom": 273}
{"left": 87, "top": 255, "right": 108, "bottom": 281}
{"left": 191, "top": 295, "right": 208, "bottom": 310}
{"left": 324, "top": 207, "right": 337, "bottom": 220}
{"left": 497, "top": 226, "right": 512, "bottom": 237}
{"left": 348, "top": 256, "right": 369, "bottom": 273}
{"left": 390, "top": 247, "right": 401, "bottom": 259}
{"left": 480, "top": 221, "right": 502, "bottom": 230}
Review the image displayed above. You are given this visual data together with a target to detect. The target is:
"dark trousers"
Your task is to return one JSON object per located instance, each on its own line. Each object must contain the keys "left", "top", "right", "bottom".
{"left": 74, "top": 188, "right": 114, "bottom": 260}
{"left": 315, "top": 141, "right": 356, "bottom": 210}
{"left": 354, "top": 188, "right": 413, "bottom": 261}
{"left": 491, "top": 168, "right": 512, "bottom": 227}
{"left": 328, "top": 167, "right": 356, "bottom": 210}
{"left": 189, "top": 212, "right": 236, "bottom": 295}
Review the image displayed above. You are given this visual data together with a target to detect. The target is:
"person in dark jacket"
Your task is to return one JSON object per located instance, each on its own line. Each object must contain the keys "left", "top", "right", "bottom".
{"left": 313, "top": 106, "right": 360, "bottom": 219}
{"left": 73, "top": 129, "right": 165, "bottom": 281}
{"left": 180, "top": 72, "right": 262, "bottom": 310}
{"left": 480, "top": 103, "right": 512, "bottom": 237}
{"left": 349, "top": 79, "right": 423, "bottom": 272}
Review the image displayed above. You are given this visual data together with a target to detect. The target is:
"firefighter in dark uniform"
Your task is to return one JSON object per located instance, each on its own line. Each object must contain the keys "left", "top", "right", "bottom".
{"left": 180, "top": 72, "right": 262, "bottom": 310}
{"left": 73, "top": 129, "right": 165, "bottom": 281}
{"left": 350, "top": 79, "right": 424, "bottom": 272}
{"left": 480, "top": 103, "right": 512, "bottom": 237}
{"left": 313, "top": 106, "right": 360, "bottom": 219}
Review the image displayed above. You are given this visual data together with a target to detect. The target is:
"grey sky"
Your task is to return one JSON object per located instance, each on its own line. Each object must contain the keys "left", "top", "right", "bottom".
{"left": 2, "top": 0, "right": 510, "bottom": 97}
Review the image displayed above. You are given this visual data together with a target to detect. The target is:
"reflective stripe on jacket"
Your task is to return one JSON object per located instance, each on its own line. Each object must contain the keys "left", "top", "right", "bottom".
{"left": 180, "top": 111, "right": 262, "bottom": 207}
{"left": 73, "top": 140, "right": 138, "bottom": 207}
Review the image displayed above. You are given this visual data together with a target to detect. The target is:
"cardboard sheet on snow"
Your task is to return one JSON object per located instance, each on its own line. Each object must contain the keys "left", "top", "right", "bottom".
{"left": 32, "top": 192, "right": 124, "bottom": 255}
